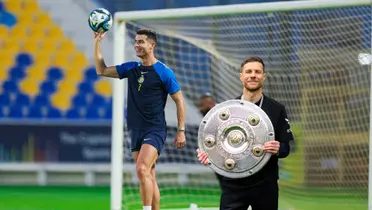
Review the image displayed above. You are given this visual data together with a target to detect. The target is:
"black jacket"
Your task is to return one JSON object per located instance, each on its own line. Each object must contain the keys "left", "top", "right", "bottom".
{"left": 216, "top": 94, "right": 294, "bottom": 189}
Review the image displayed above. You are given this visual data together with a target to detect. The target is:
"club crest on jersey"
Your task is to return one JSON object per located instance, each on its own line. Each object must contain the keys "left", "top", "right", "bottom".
{"left": 137, "top": 74, "right": 145, "bottom": 91}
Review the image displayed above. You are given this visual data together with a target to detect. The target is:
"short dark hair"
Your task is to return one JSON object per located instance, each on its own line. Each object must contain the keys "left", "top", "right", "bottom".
{"left": 136, "top": 28, "right": 157, "bottom": 44}
{"left": 196, "top": 92, "right": 215, "bottom": 106}
{"left": 240, "top": 56, "right": 265, "bottom": 72}
{"left": 199, "top": 93, "right": 214, "bottom": 101}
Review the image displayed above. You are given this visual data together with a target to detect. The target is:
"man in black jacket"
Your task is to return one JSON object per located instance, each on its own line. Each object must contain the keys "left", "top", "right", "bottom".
{"left": 196, "top": 56, "right": 294, "bottom": 210}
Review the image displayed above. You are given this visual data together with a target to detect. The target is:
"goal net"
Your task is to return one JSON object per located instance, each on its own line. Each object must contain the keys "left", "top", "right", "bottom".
{"left": 112, "top": 0, "right": 371, "bottom": 209}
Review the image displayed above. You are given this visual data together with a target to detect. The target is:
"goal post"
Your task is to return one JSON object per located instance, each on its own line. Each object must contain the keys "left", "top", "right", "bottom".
{"left": 110, "top": 21, "right": 126, "bottom": 210}
{"left": 369, "top": 11, "right": 372, "bottom": 210}
{"left": 111, "top": 0, "right": 372, "bottom": 210}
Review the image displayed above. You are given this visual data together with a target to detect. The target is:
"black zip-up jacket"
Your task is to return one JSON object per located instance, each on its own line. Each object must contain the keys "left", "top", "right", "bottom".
{"left": 216, "top": 94, "right": 294, "bottom": 189}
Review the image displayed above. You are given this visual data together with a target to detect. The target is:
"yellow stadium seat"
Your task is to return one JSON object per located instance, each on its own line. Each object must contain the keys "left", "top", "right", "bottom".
{"left": 0, "top": 50, "right": 15, "bottom": 69}
{"left": 29, "top": 25, "right": 46, "bottom": 38}
{"left": 47, "top": 25, "right": 64, "bottom": 38}
{"left": 9, "top": 28, "right": 29, "bottom": 43}
{"left": 0, "top": 60, "right": 13, "bottom": 72}
{"left": 23, "top": 0, "right": 40, "bottom": 12}
{"left": 36, "top": 11, "right": 53, "bottom": 25}
{"left": 95, "top": 79, "right": 112, "bottom": 97}
{"left": 0, "top": 58, "right": 8, "bottom": 69}
{"left": 16, "top": 11, "right": 36, "bottom": 26}
{"left": 30, "top": 60, "right": 49, "bottom": 70}
{"left": 0, "top": 68, "right": 8, "bottom": 82}
{"left": 0, "top": 51, "right": 12, "bottom": 81}
{"left": 71, "top": 52, "right": 89, "bottom": 67}
{"left": 51, "top": 93, "right": 71, "bottom": 111}
{"left": 20, "top": 79, "right": 39, "bottom": 97}
{"left": 0, "top": 45, "right": 19, "bottom": 57}
{"left": 0, "top": 25, "right": 8, "bottom": 33}
{"left": 3, "top": 38, "right": 21, "bottom": 51}
{"left": 59, "top": 38, "right": 76, "bottom": 52}
{"left": 41, "top": 38, "right": 59, "bottom": 52}
{"left": 10, "top": 24, "right": 28, "bottom": 37}
{"left": 0, "top": 25, "right": 9, "bottom": 39}
{"left": 13, "top": 33, "right": 29, "bottom": 42}
{"left": 4, "top": 0, "right": 22, "bottom": 14}
{"left": 57, "top": 80, "right": 77, "bottom": 96}
{"left": 27, "top": 64, "right": 47, "bottom": 82}
{"left": 21, "top": 39, "right": 41, "bottom": 54}
{"left": 64, "top": 66, "right": 83, "bottom": 82}
{"left": 52, "top": 54, "right": 70, "bottom": 68}
{"left": 33, "top": 51, "right": 52, "bottom": 66}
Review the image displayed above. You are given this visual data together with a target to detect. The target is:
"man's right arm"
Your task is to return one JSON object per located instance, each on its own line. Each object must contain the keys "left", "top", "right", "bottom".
{"left": 276, "top": 105, "right": 294, "bottom": 158}
{"left": 94, "top": 40, "right": 119, "bottom": 78}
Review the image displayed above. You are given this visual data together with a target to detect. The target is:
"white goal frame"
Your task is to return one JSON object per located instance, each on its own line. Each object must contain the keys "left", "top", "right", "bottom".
{"left": 111, "top": 0, "right": 372, "bottom": 210}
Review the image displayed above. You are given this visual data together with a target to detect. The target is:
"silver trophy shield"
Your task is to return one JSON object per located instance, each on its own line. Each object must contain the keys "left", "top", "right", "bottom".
{"left": 198, "top": 99, "right": 275, "bottom": 179}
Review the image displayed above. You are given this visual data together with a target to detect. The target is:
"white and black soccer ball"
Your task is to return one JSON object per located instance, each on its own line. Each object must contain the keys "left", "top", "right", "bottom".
{"left": 88, "top": 8, "right": 113, "bottom": 33}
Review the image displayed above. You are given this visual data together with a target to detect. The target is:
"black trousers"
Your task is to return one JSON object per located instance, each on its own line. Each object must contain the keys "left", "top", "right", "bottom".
{"left": 219, "top": 180, "right": 278, "bottom": 210}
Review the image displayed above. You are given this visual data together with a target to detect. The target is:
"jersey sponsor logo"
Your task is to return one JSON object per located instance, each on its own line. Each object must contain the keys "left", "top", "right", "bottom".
{"left": 137, "top": 73, "right": 145, "bottom": 91}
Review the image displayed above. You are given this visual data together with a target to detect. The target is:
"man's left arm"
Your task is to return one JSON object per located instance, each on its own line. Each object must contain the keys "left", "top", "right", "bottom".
{"left": 170, "top": 91, "right": 186, "bottom": 132}
{"left": 170, "top": 91, "right": 186, "bottom": 149}
{"left": 276, "top": 105, "right": 294, "bottom": 158}
{"left": 163, "top": 68, "right": 186, "bottom": 149}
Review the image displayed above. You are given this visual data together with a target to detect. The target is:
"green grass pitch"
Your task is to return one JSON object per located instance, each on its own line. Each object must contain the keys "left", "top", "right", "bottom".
{"left": 0, "top": 186, "right": 367, "bottom": 210}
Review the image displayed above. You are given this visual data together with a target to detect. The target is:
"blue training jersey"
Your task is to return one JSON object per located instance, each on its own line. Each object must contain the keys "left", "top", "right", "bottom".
{"left": 115, "top": 61, "right": 181, "bottom": 130}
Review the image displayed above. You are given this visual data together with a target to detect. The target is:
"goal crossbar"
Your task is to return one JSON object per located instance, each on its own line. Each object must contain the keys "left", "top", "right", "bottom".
{"left": 114, "top": 0, "right": 370, "bottom": 21}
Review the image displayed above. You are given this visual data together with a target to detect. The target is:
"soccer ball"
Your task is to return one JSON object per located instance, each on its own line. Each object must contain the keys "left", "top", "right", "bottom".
{"left": 88, "top": 8, "right": 113, "bottom": 33}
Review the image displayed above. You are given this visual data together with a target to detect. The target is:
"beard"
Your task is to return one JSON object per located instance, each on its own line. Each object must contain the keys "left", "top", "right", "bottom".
{"left": 244, "top": 83, "right": 262, "bottom": 92}
{"left": 136, "top": 48, "right": 148, "bottom": 59}
{"left": 136, "top": 53, "right": 146, "bottom": 59}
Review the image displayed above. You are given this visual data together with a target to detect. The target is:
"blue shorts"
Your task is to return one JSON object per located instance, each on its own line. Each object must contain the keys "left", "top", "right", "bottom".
{"left": 130, "top": 129, "right": 167, "bottom": 154}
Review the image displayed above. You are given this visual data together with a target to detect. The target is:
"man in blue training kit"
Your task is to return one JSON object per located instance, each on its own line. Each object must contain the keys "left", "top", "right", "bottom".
{"left": 93, "top": 28, "right": 186, "bottom": 210}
